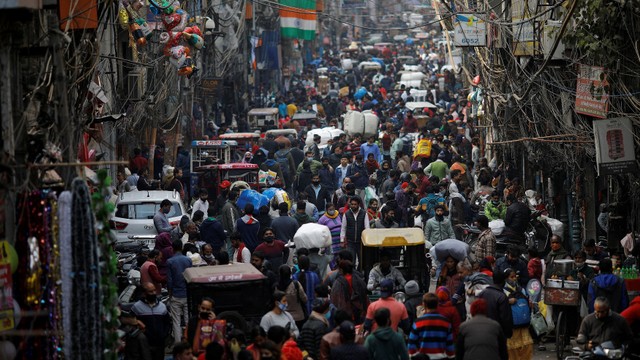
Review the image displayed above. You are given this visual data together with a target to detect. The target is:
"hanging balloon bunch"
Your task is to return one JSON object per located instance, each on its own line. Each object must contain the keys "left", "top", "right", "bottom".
{"left": 117, "top": 0, "right": 206, "bottom": 77}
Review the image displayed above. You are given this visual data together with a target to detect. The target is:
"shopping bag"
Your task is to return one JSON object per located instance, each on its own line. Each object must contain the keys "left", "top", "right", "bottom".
{"left": 530, "top": 311, "right": 548, "bottom": 337}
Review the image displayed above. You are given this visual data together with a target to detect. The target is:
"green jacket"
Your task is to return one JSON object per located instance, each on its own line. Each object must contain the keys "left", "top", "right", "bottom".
{"left": 424, "top": 217, "right": 455, "bottom": 245}
{"left": 485, "top": 201, "right": 507, "bottom": 221}
{"left": 424, "top": 160, "right": 450, "bottom": 182}
{"left": 364, "top": 326, "right": 409, "bottom": 360}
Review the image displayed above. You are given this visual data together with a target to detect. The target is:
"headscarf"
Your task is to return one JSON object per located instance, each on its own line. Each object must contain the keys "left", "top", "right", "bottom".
{"left": 436, "top": 286, "right": 451, "bottom": 305}
{"left": 242, "top": 151, "right": 253, "bottom": 163}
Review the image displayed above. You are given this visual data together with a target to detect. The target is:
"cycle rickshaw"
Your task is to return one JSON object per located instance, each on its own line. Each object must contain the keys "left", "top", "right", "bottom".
{"left": 544, "top": 259, "right": 582, "bottom": 359}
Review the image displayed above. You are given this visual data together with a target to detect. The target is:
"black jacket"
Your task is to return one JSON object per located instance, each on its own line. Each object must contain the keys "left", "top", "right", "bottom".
{"left": 478, "top": 285, "right": 513, "bottom": 338}
{"left": 505, "top": 202, "right": 531, "bottom": 235}
{"left": 330, "top": 342, "right": 370, "bottom": 360}
{"left": 299, "top": 314, "right": 331, "bottom": 360}
{"left": 304, "top": 185, "right": 333, "bottom": 212}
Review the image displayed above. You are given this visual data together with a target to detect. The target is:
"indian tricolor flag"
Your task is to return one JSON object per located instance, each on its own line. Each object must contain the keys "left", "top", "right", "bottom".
{"left": 279, "top": 0, "right": 317, "bottom": 40}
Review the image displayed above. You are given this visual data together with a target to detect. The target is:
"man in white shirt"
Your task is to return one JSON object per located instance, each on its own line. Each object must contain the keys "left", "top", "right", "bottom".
{"left": 340, "top": 197, "right": 370, "bottom": 270}
{"left": 191, "top": 188, "right": 209, "bottom": 219}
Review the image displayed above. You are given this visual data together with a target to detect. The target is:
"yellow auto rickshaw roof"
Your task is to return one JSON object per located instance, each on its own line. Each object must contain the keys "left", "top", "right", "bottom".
{"left": 361, "top": 228, "right": 425, "bottom": 247}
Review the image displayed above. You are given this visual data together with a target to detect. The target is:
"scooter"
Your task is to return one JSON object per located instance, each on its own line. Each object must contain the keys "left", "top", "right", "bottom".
{"left": 565, "top": 341, "right": 630, "bottom": 360}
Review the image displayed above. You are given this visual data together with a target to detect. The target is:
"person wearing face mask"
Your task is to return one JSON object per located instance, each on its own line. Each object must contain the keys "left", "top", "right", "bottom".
{"left": 304, "top": 174, "right": 332, "bottom": 213}
{"left": 318, "top": 157, "right": 336, "bottom": 193}
{"left": 502, "top": 268, "right": 534, "bottom": 359}
{"left": 118, "top": 310, "right": 152, "bottom": 360}
{"left": 567, "top": 250, "right": 596, "bottom": 305}
{"left": 260, "top": 289, "right": 300, "bottom": 338}
{"left": 340, "top": 197, "right": 370, "bottom": 269}
{"left": 131, "top": 282, "right": 171, "bottom": 360}
{"left": 296, "top": 150, "right": 323, "bottom": 176}
{"left": 200, "top": 244, "right": 216, "bottom": 265}
{"left": 545, "top": 235, "right": 572, "bottom": 279}
{"left": 346, "top": 154, "right": 366, "bottom": 195}
{"left": 484, "top": 191, "right": 507, "bottom": 221}
{"left": 472, "top": 215, "right": 496, "bottom": 261}
{"left": 424, "top": 205, "right": 455, "bottom": 246}
{"left": 153, "top": 199, "right": 175, "bottom": 234}
{"left": 318, "top": 203, "right": 343, "bottom": 263}
{"left": 254, "top": 228, "right": 289, "bottom": 271}
{"left": 185, "top": 297, "right": 218, "bottom": 354}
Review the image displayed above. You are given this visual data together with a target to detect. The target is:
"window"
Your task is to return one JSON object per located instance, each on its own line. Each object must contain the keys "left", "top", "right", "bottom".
{"left": 115, "top": 202, "right": 182, "bottom": 219}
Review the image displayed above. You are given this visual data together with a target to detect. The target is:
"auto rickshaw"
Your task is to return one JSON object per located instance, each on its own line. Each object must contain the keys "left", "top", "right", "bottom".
{"left": 184, "top": 263, "right": 271, "bottom": 334}
{"left": 219, "top": 132, "right": 261, "bottom": 161}
{"left": 360, "top": 228, "right": 428, "bottom": 299}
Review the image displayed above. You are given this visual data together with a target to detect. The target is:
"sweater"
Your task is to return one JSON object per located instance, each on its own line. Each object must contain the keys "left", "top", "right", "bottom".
{"left": 408, "top": 312, "right": 455, "bottom": 359}
{"left": 271, "top": 215, "right": 300, "bottom": 243}
{"left": 260, "top": 310, "right": 300, "bottom": 338}
{"left": 236, "top": 215, "right": 261, "bottom": 253}
{"left": 364, "top": 326, "right": 409, "bottom": 360}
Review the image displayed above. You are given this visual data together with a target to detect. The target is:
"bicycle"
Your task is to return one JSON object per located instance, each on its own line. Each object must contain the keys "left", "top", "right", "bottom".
{"left": 544, "top": 282, "right": 582, "bottom": 360}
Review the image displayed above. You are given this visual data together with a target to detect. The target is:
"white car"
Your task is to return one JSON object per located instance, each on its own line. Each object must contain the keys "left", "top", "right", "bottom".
{"left": 110, "top": 190, "right": 187, "bottom": 248}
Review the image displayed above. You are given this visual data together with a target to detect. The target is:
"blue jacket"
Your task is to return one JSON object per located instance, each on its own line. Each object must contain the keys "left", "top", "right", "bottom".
{"left": 347, "top": 162, "right": 369, "bottom": 189}
{"left": 360, "top": 143, "right": 382, "bottom": 163}
{"left": 587, "top": 273, "right": 629, "bottom": 312}
{"left": 167, "top": 253, "right": 192, "bottom": 298}
{"left": 200, "top": 217, "right": 226, "bottom": 252}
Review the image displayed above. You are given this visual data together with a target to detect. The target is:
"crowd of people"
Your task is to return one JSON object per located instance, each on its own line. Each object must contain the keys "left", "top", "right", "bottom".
{"left": 113, "top": 38, "right": 640, "bottom": 360}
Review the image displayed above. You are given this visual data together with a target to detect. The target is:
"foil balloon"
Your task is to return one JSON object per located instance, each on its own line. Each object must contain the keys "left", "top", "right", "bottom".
{"left": 162, "top": 12, "right": 182, "bottom": 31}
{"left": 183, "top": 25, "right": 202, "bottom": 37}
{"left": 117, "top": 3, "right": 129, "bottom": 30}
{"left": 177, "top": 57, "right": 194, "bottom": 76}
{"left": 0, "top": 241, "right": 18, "bottom": 274}
{"left": 183, "top": 32, "right": 204, "bottom": 50}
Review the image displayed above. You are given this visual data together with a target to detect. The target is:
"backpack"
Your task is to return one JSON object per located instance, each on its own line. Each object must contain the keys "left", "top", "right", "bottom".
{"left": 591, "top": 278, "right": 624, "bottom": 312}
{"left": 402, "top": 137, "right": 413, "bottom": 157}
{"left": 511, "top": 297, "right": 531, "bottom": 327}
{"left": 276, "top": 150, "right": 291, "bottom": 180}
{"left": 424, "top": 197, "right": 440, "bottom": 220}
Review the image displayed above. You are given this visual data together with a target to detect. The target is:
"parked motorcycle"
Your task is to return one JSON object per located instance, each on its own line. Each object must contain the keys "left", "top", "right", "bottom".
{"left": 565, "top": 341, "right": 638, "bottom": 360}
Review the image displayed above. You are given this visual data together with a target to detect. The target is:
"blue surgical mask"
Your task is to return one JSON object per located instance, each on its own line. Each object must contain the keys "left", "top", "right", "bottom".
{"left": 278, "top": 302, "right": 288, "bottom": 311}
{"left": 324, "top": 311, "right": 332, "bottom": 320}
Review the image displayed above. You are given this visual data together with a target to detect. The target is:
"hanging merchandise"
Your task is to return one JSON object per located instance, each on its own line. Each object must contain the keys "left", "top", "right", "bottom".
{"left": 119, "top": 0, "right": 206, "bottom": 77}
{"left": 69, "top": 178, "right": 103, "bottom": 359}
{"left": 92, "top": 170, "right": 120, "bottom": 359}
{"left": 13, "top": 191, "right": 63, "bottom": 359}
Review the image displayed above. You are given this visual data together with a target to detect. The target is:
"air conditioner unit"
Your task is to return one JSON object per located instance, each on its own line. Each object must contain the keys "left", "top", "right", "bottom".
{"left": 542, "top": 20, "right": 565, "bottom": 60}
{"left": 127, "top": 71, "right": 146, "bottom": 101}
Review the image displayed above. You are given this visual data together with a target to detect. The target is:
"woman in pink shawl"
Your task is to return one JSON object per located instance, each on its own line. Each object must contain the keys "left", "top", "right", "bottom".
{"left": 154, "top": 232, "right": 174, "bottom": 277}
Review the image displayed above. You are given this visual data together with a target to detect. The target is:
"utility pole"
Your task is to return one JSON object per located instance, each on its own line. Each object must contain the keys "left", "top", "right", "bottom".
{"left": 0, "top": 35, "right": 16, "bottom": 244}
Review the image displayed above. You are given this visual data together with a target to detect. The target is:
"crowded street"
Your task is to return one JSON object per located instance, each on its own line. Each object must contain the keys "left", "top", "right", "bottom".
{"left": 1, "top": 0, "right": 640, "bottom": 359}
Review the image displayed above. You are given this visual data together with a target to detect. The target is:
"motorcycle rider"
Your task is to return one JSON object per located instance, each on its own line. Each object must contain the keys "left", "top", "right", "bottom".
{"left": 577, "top": 296, "right": 633, "bottom": 351}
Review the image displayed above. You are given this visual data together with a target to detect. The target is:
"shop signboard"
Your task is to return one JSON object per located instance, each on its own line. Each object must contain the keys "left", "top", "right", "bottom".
{"left": 512, "top": 0, "right": 537, "bottom": 56}
{"left": 453, "top": 13, "right": 487, "bottom": 47}
{"left": 593, "top": 117, "right": 638, "bottom": 175}
{"left": 200, "top": 77, "right": 222, "bottom": 100}
{"left": 575, "top": 65, "right": 609, "bottom": 119}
